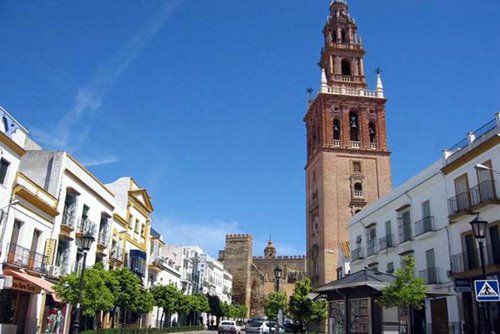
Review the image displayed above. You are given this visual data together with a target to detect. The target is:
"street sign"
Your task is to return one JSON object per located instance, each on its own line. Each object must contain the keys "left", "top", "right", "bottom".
{"left": 474, "top": 280, "right": 500, "bottom": 302}
{"left": 455, "top": 278, "right": 471, "bottom": 292}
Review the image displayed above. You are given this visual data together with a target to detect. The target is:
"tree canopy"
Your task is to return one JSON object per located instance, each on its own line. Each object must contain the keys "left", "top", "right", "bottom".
{"left": 288, "top": 278, "right": 327, "bottom": 326}
{"left": 264, "top": 291, "right": 288, "bottom": 320}
{"left": 53, "top": 263, "right": 115, "bottom": 317}
{"left": 378, "top": 256, "right": 427, "bottom": 310}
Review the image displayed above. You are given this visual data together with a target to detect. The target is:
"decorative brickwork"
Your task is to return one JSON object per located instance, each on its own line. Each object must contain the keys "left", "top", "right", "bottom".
{"left": 305, "top": 1, "right": 392, "bottom": 288}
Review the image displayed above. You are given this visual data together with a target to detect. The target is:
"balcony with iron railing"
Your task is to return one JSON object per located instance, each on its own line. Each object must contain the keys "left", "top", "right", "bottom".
{"left": 378, "top": 234, "right": 394, "bottom": 251}
{"left": 98, "top": 225, "right": 110, "bottom": 247}
{"left": 77, "top": 218, "right": 97, "bottom": 238}
{"left": 470, "top": 180, "right": 498, "bottom": 206}
{"left": 110, "top": 245, "right": 124, "bottom": 262}
{"left": 444, "top": 116, "right": 499, "bottom": 163}
{"left": 418, "top": 267, "right": 441, "bottom": 284}
{"left": 398, "top": 219, "right": 413, "bottom": 243}
{"left": 448, "top": 192, "right": 471, "bottom": 216}
{"left": 366, "top": 239, "right": 377, "bottom": 257}
{"left": 415, "top": 216, "right": 436, "bottom": 237}
{"left": 61, "top": 205, "right": 77, "bottom": 229}
{"left": 450, "top": 243, "right": 500, "bottom": 274}
{"left": 351, "top": 247, "right": 364, "bottom": 261}
{"left": 6, "top": 243, "right": 48, "bottom": 274}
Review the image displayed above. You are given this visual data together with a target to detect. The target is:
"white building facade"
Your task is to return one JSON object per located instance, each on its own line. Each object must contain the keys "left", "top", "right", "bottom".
{"left": 346, "top": 113, "right": 500, "bottom": 333}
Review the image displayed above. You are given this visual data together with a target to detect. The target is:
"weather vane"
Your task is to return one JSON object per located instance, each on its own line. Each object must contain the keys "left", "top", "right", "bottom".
{"left": 306, "top": 87, "right": 313, "bottom": 102}
{"left": 375, "top": 67, "right": 382, "bottom": 75}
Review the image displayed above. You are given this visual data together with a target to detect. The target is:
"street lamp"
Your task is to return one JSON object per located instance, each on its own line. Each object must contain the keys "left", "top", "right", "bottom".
{"left": 274, "top": 265, "right": 283, "bottom": 334}
{"left": 470, "top": 216, "right": 490, "bottom": 334}
{"left": 71, "top": 231, "right": 95, "bottom": 334}
{"left": 474, "top": 163, "right": 500, "bottom": 175}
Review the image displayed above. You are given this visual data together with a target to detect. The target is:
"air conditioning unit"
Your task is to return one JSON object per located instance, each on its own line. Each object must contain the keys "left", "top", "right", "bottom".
{"left": 47, "top": 265, "right": 61, "bottom": 277}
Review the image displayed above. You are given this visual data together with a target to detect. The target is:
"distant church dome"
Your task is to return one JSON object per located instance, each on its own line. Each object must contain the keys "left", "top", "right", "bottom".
{"left": 264, "top": 239, "right": 276, "bottom": 259}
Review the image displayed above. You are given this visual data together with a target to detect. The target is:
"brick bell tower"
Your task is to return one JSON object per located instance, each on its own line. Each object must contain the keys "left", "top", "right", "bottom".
{"left": 305, "top": 0, "right": 392, "bottom": 287}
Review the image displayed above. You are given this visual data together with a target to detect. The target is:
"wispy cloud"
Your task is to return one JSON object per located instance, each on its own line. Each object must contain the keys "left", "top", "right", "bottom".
{"left": 81, "top": 155, "right": 120, "bottom": 167}
{"left": 33, "top": 0, "right": 179, "bottom": 150}
{"left": 154, "top": 216, "right": 304, "bottom": 258}
{"left": 155, "top": 216, "right": 242, "bottom": 258}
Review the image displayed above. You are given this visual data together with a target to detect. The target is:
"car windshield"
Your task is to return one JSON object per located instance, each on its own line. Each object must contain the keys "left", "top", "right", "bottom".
{"left": 249, "top": 321, "right": 262, "bottom": 327}
{"left": 221, "top": 322, "right": 234, "bottom": 325}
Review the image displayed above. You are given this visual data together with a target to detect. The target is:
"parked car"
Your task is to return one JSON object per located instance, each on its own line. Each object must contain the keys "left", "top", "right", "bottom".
{"left": 246, "top": 320, "right": 284, "bottom": 334}
{"left": 245, "top": 320, "right": 267, "bottom": 333}
{"left": 218, "top": 321, "right": 241, "bottom": 334}
{"left": 264, "top": 322, "right": 285, "bottom": 334}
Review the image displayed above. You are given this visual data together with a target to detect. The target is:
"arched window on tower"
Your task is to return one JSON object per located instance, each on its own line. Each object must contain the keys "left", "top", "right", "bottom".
{"left": 341, "top": 59, "right": 352, "bottom": 76}
{"left": 341, "top": 29, "right": 347, "bottom": 43}
{"left": 349, "top": 112, "right": 359, "bottom": 143}
{"left": 333, "top": 119, "right": 341, "bottom": 145}
{"left": 369, "top": 121, "right": 377, "bottom": 147}
{"left": 332, "top": 30, "right": 337, "bottom": 43}
{"left": 354, "top": 182, "right": 363, "bottom": 198}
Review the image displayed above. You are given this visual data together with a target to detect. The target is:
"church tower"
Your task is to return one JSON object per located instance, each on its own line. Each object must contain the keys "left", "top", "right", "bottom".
{"left": 305, "top": 0, "right": 392, "bottom": 287}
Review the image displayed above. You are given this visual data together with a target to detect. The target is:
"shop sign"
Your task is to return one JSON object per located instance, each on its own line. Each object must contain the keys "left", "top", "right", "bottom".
{"left": 454, "top": 278, "right": 471, "bottom": 292}
{"left": 11, "top": 277, "right": 41, "bottom": 293}
{"left": 44, "top": 239, "right": 57, "bottom": 264}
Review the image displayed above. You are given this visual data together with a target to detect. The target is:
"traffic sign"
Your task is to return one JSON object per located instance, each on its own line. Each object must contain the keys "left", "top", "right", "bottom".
{"left": 474, "top": 280, "right": 500, "bottom": 302}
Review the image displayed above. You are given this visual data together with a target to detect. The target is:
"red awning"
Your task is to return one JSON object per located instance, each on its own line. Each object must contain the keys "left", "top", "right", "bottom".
{"left": 4, "top": 269, "right": 62, "bottom": 302}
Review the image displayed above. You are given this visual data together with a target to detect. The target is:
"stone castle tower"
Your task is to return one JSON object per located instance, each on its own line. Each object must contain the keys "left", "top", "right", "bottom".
{"left": 221, "top": 235, "right": 306, "bottom": 317}
{"left": 220, "top": 234, "right": 253, "bottom": 312}
{"left": 305, "top": 0, "right": 392, "bottom": 287}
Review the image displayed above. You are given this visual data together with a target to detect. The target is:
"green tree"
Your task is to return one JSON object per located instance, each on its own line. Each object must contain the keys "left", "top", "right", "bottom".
{"left": 110, "top": 268, "right": 143, "bottom": 325}
{"left": 207, "top": 294, "right": 223, "bottom": 325}
{"left": 236, "top": 304, "right": 248, "bottom": 320}
{"left": 53, "top": 263, "right": 115, "bottom": 320}
{"left": 134, "top": 288, "right": 155, "bottom": 314}
{"left": 288, "top": 278, "right": 327, "bottom": 330}
{"left": 264, "top": 291, "right": 288, "bottom": 320}
{"left": 186, "top": 294, "right": 210, "bottom": 325}
{"left": 151, "top": 284, "right": 182, "bottom": 327}
{"left": 378, "top": 256, "right": 427, "bottom": 310}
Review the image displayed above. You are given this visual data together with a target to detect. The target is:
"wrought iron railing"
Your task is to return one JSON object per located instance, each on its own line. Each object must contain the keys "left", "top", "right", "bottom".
{"left": 451, "top": 243, "right": 500, "bottom": 273}
{"left": 6, "top": 243, "right": 48, "bottom": 273}
{"left": 378, "top": 234, "right": 394, "bottom": 251}
{"left": 61, "top": 204, "right": 76, "bottom": 228}
{"left": 366, "top": 239, "right": 377, "bottom": 256}
{"left": 418, "top": 267, "right": 440, "bottom": 284}
{"left": 445, "top": 118, "right": 497, "bottom": 159}
{"left": 398, "top": 218, "right": 413, "bottom": 243}
{"left": 415, "top": 216, "right": 435, "bottom": 236}
{"left": 351, "top": 247, "right": 364, "bottom": 261}
{"left": 470, "top": 180, "right": 498, "bottom": 206}
{"left": 77, "top": 218, "right": 97, "bottom": 237}
{"left": 448, "top": 191, "right": 472, "bottom": 215}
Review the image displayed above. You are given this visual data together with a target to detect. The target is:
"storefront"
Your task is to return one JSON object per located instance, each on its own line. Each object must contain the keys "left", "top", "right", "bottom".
{"left": 0, "top": 270, "right": 65, "bottom": 334}
{"left": 315, "top": 269, "right": 453, "bottom": 334}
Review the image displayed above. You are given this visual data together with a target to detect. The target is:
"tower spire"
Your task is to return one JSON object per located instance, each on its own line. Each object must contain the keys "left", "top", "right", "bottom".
{"left": 376, "top": 68, "right": 384, "bottom": 98}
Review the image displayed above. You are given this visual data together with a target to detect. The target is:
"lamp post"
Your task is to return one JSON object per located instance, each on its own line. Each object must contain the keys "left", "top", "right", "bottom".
{"left": 470, "top": 216, "right": 491, "bottom": 334}
{"left": 274, "top": 265, "right": 283, "bottom": 334}
{"left": 475, "top": 163, "right": 500, "bottom": 175}
{"left": 71, "top": 232, "right": 95, "bottom": 334}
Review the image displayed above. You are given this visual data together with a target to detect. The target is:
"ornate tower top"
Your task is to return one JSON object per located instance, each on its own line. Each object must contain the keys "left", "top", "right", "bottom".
{"left": 318, "top": 0, "right": 383, "bottom": 98}
{"left": 264, "top": 239, "right": 276, "bottom": 259}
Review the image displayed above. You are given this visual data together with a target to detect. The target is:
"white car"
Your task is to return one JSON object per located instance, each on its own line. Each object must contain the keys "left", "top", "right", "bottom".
{"left": 218, "top": 321, "right": 241, "bottom": 334}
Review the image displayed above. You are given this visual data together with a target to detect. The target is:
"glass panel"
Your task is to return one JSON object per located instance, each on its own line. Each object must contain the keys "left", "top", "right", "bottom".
{"left": 349, "top": 299, "right": 369, "bottom": 334}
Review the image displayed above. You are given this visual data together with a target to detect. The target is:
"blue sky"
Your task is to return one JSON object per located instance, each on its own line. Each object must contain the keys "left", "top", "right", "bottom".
{"left": 1, "top": 0, "right": 499, "bottom": 257}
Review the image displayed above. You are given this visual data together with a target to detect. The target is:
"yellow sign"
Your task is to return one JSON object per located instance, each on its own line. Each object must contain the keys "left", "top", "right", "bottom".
{"left": 44, "top": 239, "right": 57, "bottom": 264}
